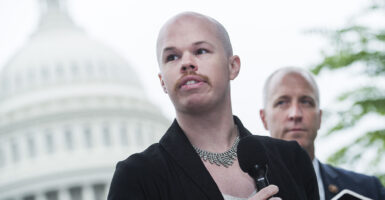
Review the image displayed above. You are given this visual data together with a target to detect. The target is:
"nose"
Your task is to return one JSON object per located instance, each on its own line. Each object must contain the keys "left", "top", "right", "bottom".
{"left": 288, "top": 103, "right": 302, "bottom": 122}
{"left": 180, "top": 52, "right": 197, "bottom": 73}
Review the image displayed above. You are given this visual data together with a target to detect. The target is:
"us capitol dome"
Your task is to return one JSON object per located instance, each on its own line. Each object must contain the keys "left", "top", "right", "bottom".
{"left": 0, "top": 0, "right": 169, "bottom": 199}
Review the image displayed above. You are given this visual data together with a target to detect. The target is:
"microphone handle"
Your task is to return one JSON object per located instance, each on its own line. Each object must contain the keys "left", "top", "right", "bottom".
{"left": 256, "top": 177, "right": 275, "bottom": 198}
{"left": 255, "top": 176, "right": 269, "bottom": 191}
{"left": 255, "top": 165, "right": 275, "bottom": 197}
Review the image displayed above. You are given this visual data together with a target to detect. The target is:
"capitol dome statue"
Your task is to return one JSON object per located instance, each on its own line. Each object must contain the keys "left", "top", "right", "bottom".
{"left": 0, "top": 0, "right": 169, "bottom": 199}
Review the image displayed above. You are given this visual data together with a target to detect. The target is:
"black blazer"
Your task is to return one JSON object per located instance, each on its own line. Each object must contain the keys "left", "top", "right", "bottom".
{"left": 319, "top": 161, "right": 385, "bottom": 199}
{"left": 108, "top": 116, "right": 319, "bottom": 200}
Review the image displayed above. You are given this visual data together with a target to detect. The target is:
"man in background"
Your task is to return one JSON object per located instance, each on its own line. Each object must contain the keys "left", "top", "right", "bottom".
{"left": 259, "top": 67, "right": 385, "bottom": 199}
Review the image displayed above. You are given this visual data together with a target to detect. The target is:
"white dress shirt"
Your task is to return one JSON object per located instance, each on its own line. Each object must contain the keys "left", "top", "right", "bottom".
{"left": 313, "top": 158, "right": 325, "bottom": 200}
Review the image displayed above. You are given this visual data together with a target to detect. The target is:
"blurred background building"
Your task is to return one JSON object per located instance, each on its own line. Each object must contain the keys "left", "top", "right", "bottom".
{"left": 0, "top": 0, "right": 169, "bottom": 199}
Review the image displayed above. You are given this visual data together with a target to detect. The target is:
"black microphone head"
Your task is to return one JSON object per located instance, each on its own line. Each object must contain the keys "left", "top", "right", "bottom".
{"left": 237, "top": 135, "right": 268, "bottom": 176}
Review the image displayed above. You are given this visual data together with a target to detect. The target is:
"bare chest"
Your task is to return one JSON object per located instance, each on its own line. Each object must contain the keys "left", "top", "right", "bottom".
{"left": 203, "top": 159, "right": 255, "bottom": 198}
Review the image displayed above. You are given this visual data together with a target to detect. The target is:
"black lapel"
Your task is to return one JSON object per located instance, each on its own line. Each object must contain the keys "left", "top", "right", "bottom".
{"left": 319, "top": 161, "right": 340, "bottom": 199}
{"left": 233, "top": 116, "right": 253, "bottom": 138}
{"left": 159, "top": 119, "right": 224, "bottom": 199}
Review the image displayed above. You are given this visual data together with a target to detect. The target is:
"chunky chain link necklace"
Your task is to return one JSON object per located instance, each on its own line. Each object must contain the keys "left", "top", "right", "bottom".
{"left": 193, "top": 127, "right": 239, "bottom": 168}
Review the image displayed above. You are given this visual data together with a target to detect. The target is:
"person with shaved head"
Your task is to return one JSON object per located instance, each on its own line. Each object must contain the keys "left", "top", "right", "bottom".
{"left": 260, "top": 67, "right": 385, "bottom": 199}
{"left": 108, "top": 12, "right": 319, "bottom": 200}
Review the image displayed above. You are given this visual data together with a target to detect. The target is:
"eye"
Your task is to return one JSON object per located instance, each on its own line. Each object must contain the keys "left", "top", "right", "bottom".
{"left": 165, "top": 54, "right": 179, "bottom": 62}
{"left": 196, "top": 48, "right": 209, "bottom": 55}
{"left": 300, "top": 99, "right": 315, "bottom": 107}
{"left": 274, "top": 100, "right": 287, "bottom": 107}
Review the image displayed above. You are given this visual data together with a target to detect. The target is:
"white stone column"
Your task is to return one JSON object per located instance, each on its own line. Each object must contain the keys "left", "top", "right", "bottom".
{"left": 58, "top": 187, "right": 70, "bottom": 200}
{"left": 105, "top": 183, "right": 111, "bottom": 200}
{"left": 82, "top": 184, "right": 94, "bottom": 200}
{"left": 128, "top": 119, "right": 135, "bottom": 147}
{"left": 93, "top": 121, "right": 102, "bottom": 150}
{"left": 35, "top": 192, "right": 46, "bottom": 200}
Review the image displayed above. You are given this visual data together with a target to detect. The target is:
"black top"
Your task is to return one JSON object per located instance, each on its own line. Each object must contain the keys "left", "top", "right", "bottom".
{"left": 107, "top": 116, "right": 319, "bottom": 200}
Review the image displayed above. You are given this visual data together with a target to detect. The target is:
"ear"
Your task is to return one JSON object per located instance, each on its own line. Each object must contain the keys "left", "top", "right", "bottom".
{"left": 259, "top": 109, "right": 269, "bottom": 130}
{"left": 158, "top": 73, "right": 168, "bottom": 94}
{"left": 229, "top": 55, "right": 240, "bottom": 80}
{"left": 317, "top": 109, "right": 322, "bottom": 130}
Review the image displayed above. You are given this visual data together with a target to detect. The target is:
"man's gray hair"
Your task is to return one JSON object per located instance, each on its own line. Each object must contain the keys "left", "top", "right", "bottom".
{"left": 262, "top": 67, "right": 320, "bottom": 108}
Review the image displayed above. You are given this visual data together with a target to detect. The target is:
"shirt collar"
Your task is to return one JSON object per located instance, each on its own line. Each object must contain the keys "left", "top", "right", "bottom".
{"left": 313, "top": 158, "right": 325, "bottom": 200}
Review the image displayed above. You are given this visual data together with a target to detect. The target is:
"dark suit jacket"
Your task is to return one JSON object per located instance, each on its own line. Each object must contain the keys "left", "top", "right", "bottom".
{"left": 108, "top": 116, "right": 319, "bottom": 200}
{"left": 319, "top": 161, "right": 385, "bottom": 199}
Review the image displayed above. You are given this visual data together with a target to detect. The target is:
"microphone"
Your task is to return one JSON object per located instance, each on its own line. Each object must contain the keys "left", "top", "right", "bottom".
{"left": 237, "top": 135, "right": 270, "bottom": 191}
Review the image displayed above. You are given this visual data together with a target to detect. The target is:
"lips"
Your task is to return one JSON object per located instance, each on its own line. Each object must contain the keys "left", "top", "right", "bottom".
{"left": 284, "top": 128, "right": 306, "bottom": 139}
{"left": 284, "top": 127, "right": 307, "bottom": 135}
{"left": 174, "top": 74, "right": 208, "bottom": 91}
{"left": 179, "top": 75, "right": 205, "bottom": 87}
{"left": 289, "top": 128, "right": 306, "bottom": 132}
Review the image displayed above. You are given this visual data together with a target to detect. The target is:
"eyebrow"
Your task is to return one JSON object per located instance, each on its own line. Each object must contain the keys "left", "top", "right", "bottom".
{"left": 273, "top": 95, "right": 316, "bottom": 103}
{"left": 299, "top": 95, "right": 317, "bottom": 103}
{"left": 162, "top": 41, "right": 214, "bottom": 54}
{"left": 162, "top": 47, "right": 177, "bottom": 54}
{"left": 193, "top": 41, "right": 213, "bottom": 46}
{"left": 299, "top": 95, "right": 316, "bottom": 99}
{"left": 274, "top": 95, "right": 290, "bottom": 100}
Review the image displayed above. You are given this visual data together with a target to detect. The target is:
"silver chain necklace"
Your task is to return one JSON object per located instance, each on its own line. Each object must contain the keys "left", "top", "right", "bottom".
{"left": 193, "top": 132, "right": 239, "bottom": 168}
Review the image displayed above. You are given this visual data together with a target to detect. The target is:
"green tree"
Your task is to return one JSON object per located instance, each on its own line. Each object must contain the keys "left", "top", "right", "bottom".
{"left": 311, "top": 2, "right": 385, "bottom": 185}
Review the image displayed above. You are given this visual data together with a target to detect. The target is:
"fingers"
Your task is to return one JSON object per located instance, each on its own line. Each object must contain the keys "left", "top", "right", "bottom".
{"left": 248, "top": 185, "right": 281, "bottom": 200}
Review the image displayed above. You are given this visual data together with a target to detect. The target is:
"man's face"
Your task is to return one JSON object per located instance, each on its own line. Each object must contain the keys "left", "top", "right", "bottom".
{"left": 157, "top": 15, "right": 239, "bottom": 113}
{"left": 260, "top": 73, "right": 322, "bottom": 154}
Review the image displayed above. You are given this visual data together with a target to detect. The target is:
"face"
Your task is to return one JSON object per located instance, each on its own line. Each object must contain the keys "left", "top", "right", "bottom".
{"left": 260, "top": 72, "right": 322, "bottom": 157}
{"left": 157, "top": 15, "right": 240, "bottom": 114}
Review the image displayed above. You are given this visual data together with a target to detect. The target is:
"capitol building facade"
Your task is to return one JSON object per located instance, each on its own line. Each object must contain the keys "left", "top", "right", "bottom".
{"left": 0, "top": 0, "right": 170, "bottom": 200}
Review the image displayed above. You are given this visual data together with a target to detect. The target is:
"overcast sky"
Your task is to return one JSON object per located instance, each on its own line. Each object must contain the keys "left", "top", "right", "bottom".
{"left": 0, "top": 0, "right": 373, "bottom": 161}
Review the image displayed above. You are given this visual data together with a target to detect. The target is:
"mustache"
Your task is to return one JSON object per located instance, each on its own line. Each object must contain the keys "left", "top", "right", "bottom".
{"left": 174, "top": 71, "right": 211, "bottom": 91}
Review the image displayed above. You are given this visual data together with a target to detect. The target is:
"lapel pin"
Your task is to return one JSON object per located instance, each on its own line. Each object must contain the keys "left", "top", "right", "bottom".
{"left": 328, "top": 184, "right": 339, "bottom": 194}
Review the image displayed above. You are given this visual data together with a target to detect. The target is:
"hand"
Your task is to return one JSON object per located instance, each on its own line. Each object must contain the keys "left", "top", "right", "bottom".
{"left": 248, "top": 185, "right": 281, "bottom": 200}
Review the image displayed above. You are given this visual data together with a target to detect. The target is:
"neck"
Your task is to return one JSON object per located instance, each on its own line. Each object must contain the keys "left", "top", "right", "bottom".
{"left": 175, "top": 95, "right": 236, "bottom": 152}
{"left": 308, "top": 144, "right": 315, "bottom": 161}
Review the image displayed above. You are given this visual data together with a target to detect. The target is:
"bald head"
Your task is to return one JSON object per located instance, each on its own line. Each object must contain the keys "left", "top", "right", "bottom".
{"left": 263, "top": 67, "right": 320, "bottom": 108}
{"left": 156, "top": 12, "right": 233, "bottom": 65}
